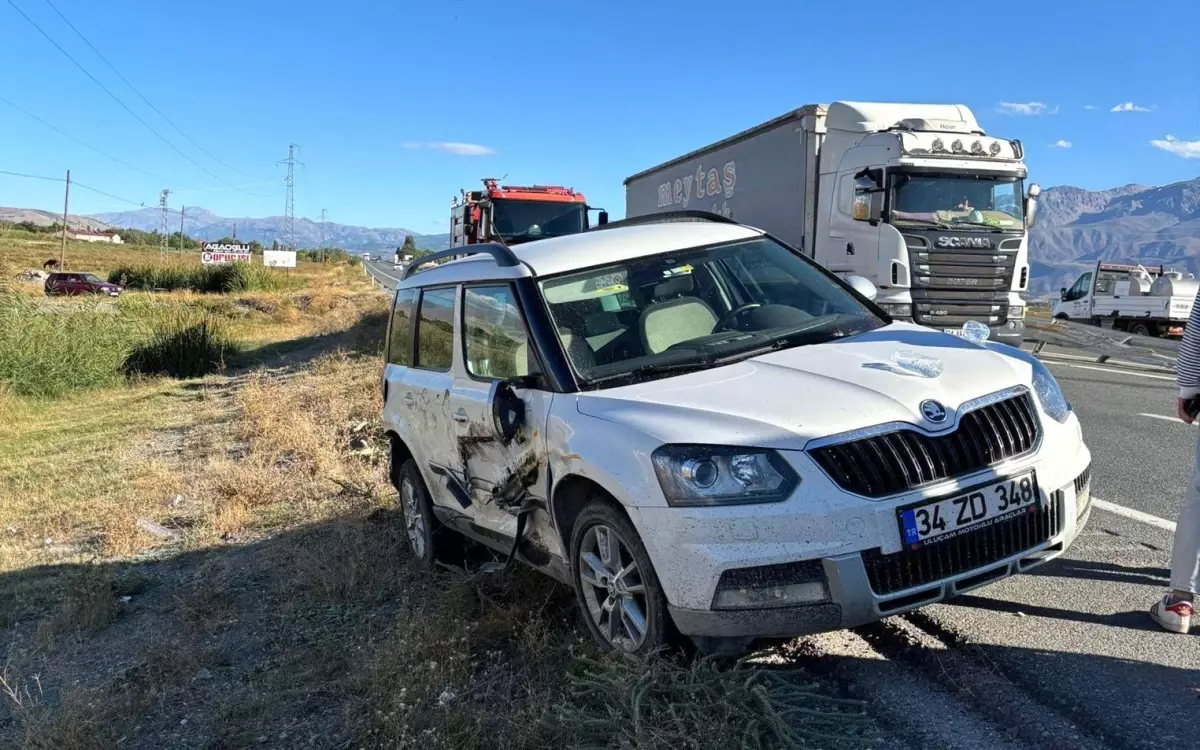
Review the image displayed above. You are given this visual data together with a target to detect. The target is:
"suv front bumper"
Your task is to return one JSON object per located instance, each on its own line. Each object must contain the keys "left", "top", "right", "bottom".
{"left": 663, "top": 448, "right": 1091, "bottom": 640}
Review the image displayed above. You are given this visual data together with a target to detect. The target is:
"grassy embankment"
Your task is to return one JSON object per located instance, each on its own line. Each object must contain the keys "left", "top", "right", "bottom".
{"left": 1, "top": 237, "right": 879, "bottom": 749}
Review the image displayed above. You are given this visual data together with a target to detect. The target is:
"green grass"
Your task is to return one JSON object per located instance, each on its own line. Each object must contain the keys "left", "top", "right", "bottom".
{"left": 0, "top": 294, "right": 236, "bottom": 399}
{"left": 109, "top": 262, "right": 285, "bottom": 294}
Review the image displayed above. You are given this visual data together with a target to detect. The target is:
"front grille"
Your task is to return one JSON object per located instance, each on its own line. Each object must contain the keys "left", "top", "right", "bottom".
{"left": 904, "top": 234, "right": 1018, "bottom": 326}
{"left": 809, "top": 392, "right": 1041, "bottom": 498}
{"left": 1074, "top": 465, "right": 1091, "bottom": 496}
{"left": 863, "top": 490, "right": 1064, "bottom": 595}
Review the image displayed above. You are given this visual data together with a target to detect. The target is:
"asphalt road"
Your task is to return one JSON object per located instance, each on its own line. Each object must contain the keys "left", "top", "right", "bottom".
{"left": 366, "top": 258, "right": 1197, "bottom": 748}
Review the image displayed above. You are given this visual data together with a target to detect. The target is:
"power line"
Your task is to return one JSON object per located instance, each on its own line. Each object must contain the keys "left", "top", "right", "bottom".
{"left": 0, "top": 168, "right": 63, "bottom": 182}
{"left": 0, "top": 94, "right": 185, "bottom": 186}
{"left": 36, "top": 0, "right": 257, "bottom": 181}
{"left": 5, "top": 0, "right": 268, "bottom": 198}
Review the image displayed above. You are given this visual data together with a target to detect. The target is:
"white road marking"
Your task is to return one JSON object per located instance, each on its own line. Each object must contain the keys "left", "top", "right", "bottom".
{"left": 1043, "top": 361, "right": 1176, "bottom": 381}
{"left": 1138, "top": 412, "right": 1195, "bottom": 425}
{"left": 1092, "top": 498, "right": 1177, "bottom": 532}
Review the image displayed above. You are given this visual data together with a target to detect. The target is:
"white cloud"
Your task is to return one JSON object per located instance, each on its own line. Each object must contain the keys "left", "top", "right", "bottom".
{"left": 995, "top": 101, "right": 1057, "bottom": 116}
{"left": 1083, "top": 105, "right": 1096, "bottom": 110}
{"left": 1111, "top": 101, "right": 1152, "bottom": 113}
{"left": 402, "top": 141, "right": 496, "bottom": 156}
{"left": 1150, "top": 135, "right": 1200, "bottom": 159}
{"left": 1050, "top": 140, "right": 1073, "bottom": 149}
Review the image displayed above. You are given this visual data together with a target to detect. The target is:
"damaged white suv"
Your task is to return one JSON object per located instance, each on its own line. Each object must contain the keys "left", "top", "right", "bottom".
{"left": 380, "top": 213, "right": 1092, "bottom": 654}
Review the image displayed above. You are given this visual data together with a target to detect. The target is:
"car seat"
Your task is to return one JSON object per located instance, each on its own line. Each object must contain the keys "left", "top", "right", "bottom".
{"left": 638, "top": 276, "right": 718, "bottom": 354}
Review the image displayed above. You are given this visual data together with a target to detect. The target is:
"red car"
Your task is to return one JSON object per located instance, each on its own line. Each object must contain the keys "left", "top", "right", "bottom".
{"left": 44, "top": 272, "right": 122, "bottom": 297}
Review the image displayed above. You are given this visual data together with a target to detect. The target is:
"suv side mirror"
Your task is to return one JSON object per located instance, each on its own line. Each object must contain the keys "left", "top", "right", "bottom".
{"left": 846, "top": 275, "right": 878, "bottom": 302}
{"left": 488, "top": 380, "right": 526, "bottom": 443}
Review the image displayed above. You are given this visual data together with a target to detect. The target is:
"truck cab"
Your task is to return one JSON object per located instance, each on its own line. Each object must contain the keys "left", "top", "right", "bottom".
{"left": 814, "top": 102, "right": 1038, "bottom": 347}
{"left": 450, "top": 179, "right": 607, "bottom": 248}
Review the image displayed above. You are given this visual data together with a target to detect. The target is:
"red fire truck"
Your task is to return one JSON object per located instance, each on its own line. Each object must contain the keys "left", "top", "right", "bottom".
{"left": 450, "top": 178, "right": 607, "bottom": 247}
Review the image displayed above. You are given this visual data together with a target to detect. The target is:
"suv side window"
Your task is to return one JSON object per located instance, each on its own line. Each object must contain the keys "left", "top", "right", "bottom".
{"left": 387, "top": 289, "right": 418, "bottom": 365}
{"left": 463, "top": 284, "right": 532, "bottom": 379}
{"left": 415, "top": 287, "right": 456, "bottom": 371}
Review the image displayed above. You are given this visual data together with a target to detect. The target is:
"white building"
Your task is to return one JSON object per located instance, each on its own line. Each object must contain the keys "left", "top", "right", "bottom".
{"left": 69, "top": 230, "right": 124, "bottom": 244}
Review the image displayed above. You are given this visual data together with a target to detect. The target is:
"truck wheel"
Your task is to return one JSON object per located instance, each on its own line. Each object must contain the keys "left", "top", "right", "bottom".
{"left": 1129, "top": 322, "right": 1152, "bottom": 337}
{"left": 395, "top": 459, "right": 457, "bottom": 568}
{"left": 570, "top": 501, "right": 670, "bottom": 654}
{"left": 1053, "top": 313, "right": 1069, "bottom": 320}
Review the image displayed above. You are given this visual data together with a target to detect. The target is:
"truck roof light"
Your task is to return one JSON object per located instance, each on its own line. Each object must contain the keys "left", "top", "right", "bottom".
{"left": 951, "top": 139, "right": 965, "bottom": 154}
{"left": 931, "top": 138, "right": 946, "bottom": 153}
{"left": 971, "top": 140, "right": 985, "bottom": 155}
{"left": 989, "top": 141, "right": 1002, "bottom": 156}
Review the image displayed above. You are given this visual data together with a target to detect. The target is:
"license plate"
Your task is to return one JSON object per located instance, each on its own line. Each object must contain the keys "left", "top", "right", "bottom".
{"left": 942, "top": 329, "right": 966, "bottom": 337}
{"left": 898, "top": 472, "right": 1040, "bottom": 548}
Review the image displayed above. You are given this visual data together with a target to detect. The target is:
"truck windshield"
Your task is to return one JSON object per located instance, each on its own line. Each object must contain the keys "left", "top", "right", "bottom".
{"left": 492, "top": 200, "right": 586, "bottom": 243}
{"left": 539, "top": 237, "right": 884, "bottom": 388}
{"left": 889, "top": 172, "right": 1024, "bottom": 231}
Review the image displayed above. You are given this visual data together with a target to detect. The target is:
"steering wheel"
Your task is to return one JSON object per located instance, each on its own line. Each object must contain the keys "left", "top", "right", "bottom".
{"left": 717, "top": 303, "right": 763, "bottom": 331}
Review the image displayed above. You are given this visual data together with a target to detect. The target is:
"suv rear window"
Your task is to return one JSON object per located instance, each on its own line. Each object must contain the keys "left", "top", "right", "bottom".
{"left": 387, "top": 289, "right": 418, "bottom": 365}
{"left": 415, "top": 288, "right": 455, "bottom": 370}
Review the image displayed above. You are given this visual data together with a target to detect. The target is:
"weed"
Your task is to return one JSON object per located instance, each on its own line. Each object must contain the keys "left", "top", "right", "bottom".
{"left": 109, "top": 263, "right": 285, "bottom": 294}
{"left": 125, "top": 308, "right": 237, "bottom": 379}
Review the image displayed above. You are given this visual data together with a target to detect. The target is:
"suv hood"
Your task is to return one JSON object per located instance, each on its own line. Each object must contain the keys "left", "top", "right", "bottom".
{"left": 575, "top": 324, "right": 1035, "bottom": 449}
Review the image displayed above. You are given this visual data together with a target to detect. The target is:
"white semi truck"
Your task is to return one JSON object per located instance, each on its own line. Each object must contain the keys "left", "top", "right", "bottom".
{"left": 624, "top": 102, "right": 1041, "bottom": 346}
{"left": 1052, "top": 261, "right": 1197, "bottom": 337}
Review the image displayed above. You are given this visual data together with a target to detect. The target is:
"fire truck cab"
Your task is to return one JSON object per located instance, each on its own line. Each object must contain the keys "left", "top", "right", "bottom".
{"left": 450, "top": 178, "right": 607, "bottom": 247}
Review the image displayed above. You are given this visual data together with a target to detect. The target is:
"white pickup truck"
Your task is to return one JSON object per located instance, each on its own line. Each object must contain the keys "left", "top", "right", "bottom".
{"left": 1053, "top": 261, "right": 1197, "bottom": 337}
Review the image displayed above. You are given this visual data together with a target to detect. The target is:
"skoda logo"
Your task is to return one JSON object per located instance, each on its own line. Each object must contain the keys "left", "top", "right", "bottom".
{"left": 920, "top": 400, "right": 948, "bottom": 423}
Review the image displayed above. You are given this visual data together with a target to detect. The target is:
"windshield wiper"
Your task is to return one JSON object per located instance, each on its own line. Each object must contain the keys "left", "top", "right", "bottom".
{"left": 890, "top": 216, "right": 953, "bottom": 229}
{"left": 585, "top": 357, "right": 713, "bottom": 386}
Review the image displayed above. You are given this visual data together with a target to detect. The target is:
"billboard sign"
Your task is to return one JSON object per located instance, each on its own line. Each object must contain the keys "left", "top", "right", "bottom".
{"left": 263, "top": 250, "right": 297, "bottom": 268}
{"left": 201, "top": 242, "right": 252, "bottom": 265}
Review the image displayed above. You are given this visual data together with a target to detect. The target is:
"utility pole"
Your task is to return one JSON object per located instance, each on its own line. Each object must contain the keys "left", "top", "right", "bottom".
{"left": 59, "top": 169, "right": 70, "bottom": 270}
{"left": 319, "top": 208, "right": 327, "bottom": 263}
{"left": 158, "top": 189, "right": 171, "bottom": 262}
{"left": 277, "top": 144, "right": 302, "bottom": 254}
{"left": 178, "top": 206, "right": 186, "bottom": 256}
{"left": 232, "top": 222, "right": 237, "bottom": 240}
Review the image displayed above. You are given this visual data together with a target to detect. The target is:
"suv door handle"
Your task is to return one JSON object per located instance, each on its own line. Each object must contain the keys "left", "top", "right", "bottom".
{"left": 402, "top": 393, "right": 415, "bottom": 406}
{"left": 452, "top": 409, "right": 469, "bottom": 423}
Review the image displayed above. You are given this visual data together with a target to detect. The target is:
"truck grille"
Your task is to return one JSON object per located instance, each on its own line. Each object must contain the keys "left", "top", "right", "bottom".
{"left": 863, "top": 490, "right": 1064, "bottom": 596}
{"left": 808, "top": 392, "right": 1041, "bottom": 498}
{"left": 905, "top": 235, "right": 1019, "bottom": 327}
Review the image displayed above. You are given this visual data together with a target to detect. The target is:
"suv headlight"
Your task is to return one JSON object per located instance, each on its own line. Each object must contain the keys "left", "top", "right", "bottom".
{"left": 984, "top": 343, "right": 1071, "bottom": 423}
{"left": 651, "top": 445, "right": 798, "bottom": 506}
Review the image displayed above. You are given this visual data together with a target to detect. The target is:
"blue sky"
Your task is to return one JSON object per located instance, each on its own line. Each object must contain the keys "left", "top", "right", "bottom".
{"left": 1, "top": 0, "right": 1197, "bottom": 234}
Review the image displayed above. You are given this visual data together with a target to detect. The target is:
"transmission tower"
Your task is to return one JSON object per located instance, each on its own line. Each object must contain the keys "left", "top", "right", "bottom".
{"left": 277, "top": 144, "right": 302, "bottom": 252}
{"left": 319, "top": 208, "right": 327, "bottom": 262}
{"left": 158, "top": 189, "right": 171, "bottom": 261}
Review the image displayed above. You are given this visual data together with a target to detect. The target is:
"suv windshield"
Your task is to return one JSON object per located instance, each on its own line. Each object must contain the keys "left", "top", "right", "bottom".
{"left": 539, "top": 237, "right": 884, "bottom": 387}
{"left": 492, "top": 200, "right": 586, "bottom": 243}
{"left": 889, "top": 172, "right": 1024, "bottom": 231}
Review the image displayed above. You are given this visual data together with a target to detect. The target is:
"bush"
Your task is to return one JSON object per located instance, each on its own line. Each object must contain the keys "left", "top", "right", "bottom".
{"left": 125, "top": 308, "right": 237, "bottom": 378}
{"left": 109, "top": 263, "right": 282, "bottom": 294}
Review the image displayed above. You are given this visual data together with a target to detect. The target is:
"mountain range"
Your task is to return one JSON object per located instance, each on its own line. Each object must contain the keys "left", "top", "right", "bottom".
{"left": 1028, "top": 177, "right": 1200, "bottom": 295}
{"left": 88, "top": 207, "right": 452, "bottom": 253}
{"left": 8, "top": 177, "right": 1200, "bottom": 289}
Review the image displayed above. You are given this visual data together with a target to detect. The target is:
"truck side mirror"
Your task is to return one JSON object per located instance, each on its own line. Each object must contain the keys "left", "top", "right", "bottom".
{"left": 598, "top": 210, "right": 609, "bottom": 226}
{"left": 1024, "top": 183, "right": 1041, "bottom": 228}
{"left": 1060, "top": 287, "right": 1067, "bottom": 300}
{"left": 846, "top": 275, "right": 877, "bottom": 301}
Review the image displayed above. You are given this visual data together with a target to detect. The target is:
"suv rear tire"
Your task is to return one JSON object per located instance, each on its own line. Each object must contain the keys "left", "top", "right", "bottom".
{"left": 570, "top": 501, "right": 671, "bottom": 654}
{"left": 395, "top": 459, "right": 453, "bottom": 568}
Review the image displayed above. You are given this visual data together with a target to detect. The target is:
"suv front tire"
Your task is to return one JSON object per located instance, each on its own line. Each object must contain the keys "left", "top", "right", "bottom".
{"left": 570, "top": 501, "right": 671, "bottom": 654}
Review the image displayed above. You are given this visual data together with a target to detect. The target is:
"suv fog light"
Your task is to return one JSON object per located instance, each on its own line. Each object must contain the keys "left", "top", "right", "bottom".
{"left": 712, "top": 581, "right": 830, "bottom": 610}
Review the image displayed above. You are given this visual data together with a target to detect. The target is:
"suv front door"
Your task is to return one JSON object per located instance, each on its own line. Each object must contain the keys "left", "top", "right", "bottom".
{"left": 450, "top": 283, "right": 558, "bottom": 560}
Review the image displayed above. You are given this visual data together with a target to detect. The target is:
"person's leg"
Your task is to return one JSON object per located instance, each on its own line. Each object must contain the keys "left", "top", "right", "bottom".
{"left": 1150, "top": 435, "right": 1200, "bottom": 632}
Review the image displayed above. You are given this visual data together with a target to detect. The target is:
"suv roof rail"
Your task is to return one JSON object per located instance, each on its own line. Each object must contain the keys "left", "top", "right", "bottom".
{"left": 402, "top": 242, "right": 521, "bottom": 280}
{"left": 588, "top": 210, "right": 740, "bottom": 232}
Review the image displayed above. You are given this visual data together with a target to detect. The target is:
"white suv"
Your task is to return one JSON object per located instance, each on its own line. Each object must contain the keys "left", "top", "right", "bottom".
{"left": 380, "top": 213, "right": 1092, "bottom": 654}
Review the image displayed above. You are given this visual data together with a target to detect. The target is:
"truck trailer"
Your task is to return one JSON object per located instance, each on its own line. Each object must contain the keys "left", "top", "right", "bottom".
{"left": 1052, "top": 261, "right": 1197, "bottom": 337}
{"left": 623, "top": 102, "right": 1042, "bottom": 346}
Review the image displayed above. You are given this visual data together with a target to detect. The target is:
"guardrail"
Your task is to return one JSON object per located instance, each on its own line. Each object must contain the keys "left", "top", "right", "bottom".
{"left": 1024, "top": 318, "right": 1178, "bottom": 371}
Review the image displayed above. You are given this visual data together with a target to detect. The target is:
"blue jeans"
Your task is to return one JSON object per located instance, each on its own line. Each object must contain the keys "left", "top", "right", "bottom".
{"left": 1171, "top": 437, "right": 1200, "bottom": 594}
